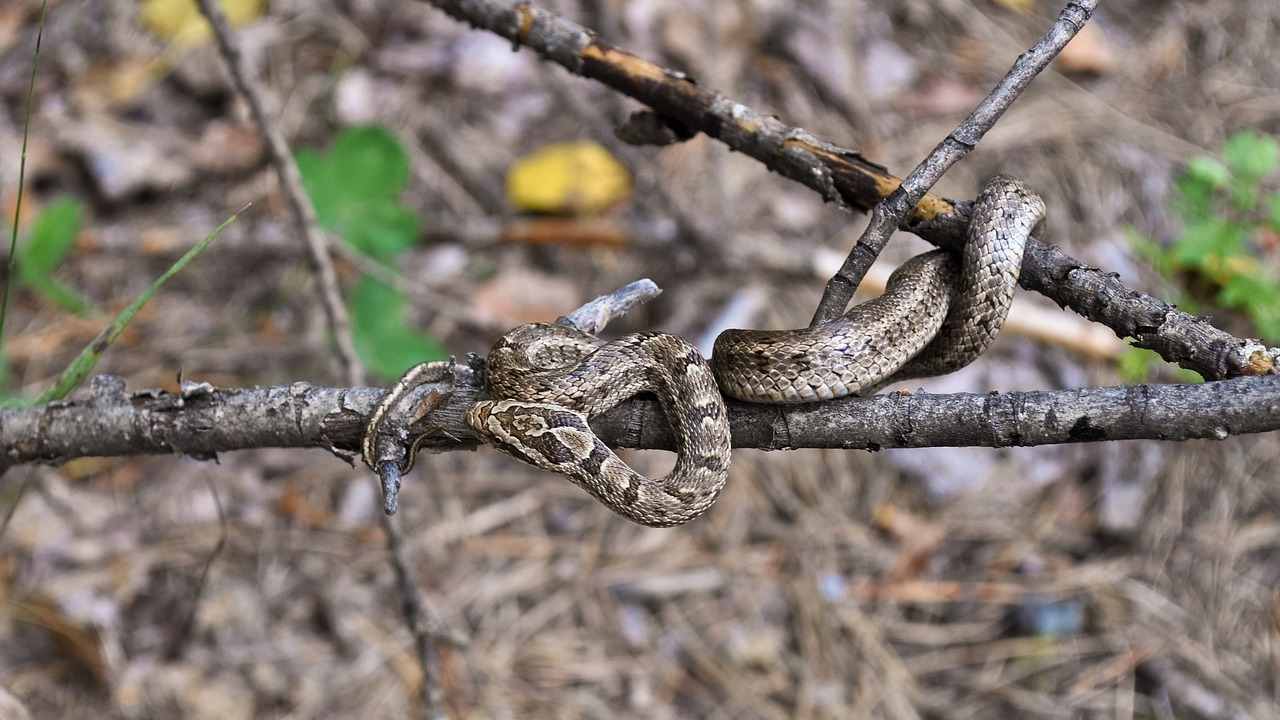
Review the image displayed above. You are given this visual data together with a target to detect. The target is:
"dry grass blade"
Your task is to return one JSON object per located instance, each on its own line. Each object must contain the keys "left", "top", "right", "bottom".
{"left": 0, "top": 0, "right": 49, "bottom": 359}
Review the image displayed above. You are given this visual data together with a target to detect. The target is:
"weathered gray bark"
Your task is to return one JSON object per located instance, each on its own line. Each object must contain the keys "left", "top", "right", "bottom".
{"left": 4, "top": 371, "right": 1277, "bottom": 469}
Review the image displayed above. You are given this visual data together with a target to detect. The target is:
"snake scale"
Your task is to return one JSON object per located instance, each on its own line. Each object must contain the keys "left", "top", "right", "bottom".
{"left": 379, "top": 176, "right": 1045, "bottom": 527}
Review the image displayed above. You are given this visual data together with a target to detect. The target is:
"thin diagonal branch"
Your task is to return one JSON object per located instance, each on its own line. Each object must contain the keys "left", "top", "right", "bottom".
{"left": 810, "top": 1, "right": 1097, "bottom": 326}
{"left": 381, "top": 510, "right": 448, "bottom": 720}
{"left": 165, "top": 475, "right": 226, "bottom": 660}
{"left": 196, "top": 4, "right": 445, "bottom": 715}
{"left": 416, "top": 0, "right": 1278, "bottom": 381}
{"left": 196, "top": 0, "right": 362, "bottom": 387}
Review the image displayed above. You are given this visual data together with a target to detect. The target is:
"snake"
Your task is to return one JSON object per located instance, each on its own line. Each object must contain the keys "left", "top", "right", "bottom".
{"left": 374, "top": 176, "right": 1045, "bottom": 527}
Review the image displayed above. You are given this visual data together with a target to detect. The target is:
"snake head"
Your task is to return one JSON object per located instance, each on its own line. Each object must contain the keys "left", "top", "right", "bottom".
{"left": 485, "top": 323, "right": 603, "bottom": 397}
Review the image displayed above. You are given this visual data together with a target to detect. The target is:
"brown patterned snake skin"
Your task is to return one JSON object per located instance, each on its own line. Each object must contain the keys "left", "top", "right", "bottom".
{"left": 395, "top": 176, "right": 1043, "bottom": 527}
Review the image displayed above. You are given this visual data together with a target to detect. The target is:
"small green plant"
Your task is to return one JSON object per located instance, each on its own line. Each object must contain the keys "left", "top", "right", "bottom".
{"left": 1124, "top": 130, "right": 1280, "bottom": 382}
{"left": 31, "top": 209, "right": 244, "bottom": 406}
{"left": 9, "top": 197, "right": 94, "bottom": 315}
{"left": 297, "top": 126, "right": 446, "bottom": 379}
{"left": 2, "top": 199, "right": 92, "bottom": 404}
{"left": 1116, "top": 347, "right": 1204, "bottom": 385}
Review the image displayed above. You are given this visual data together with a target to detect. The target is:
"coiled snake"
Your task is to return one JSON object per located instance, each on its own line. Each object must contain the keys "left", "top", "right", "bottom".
{"left": 366, "top": 176, "right": 1046, "bottom": 527}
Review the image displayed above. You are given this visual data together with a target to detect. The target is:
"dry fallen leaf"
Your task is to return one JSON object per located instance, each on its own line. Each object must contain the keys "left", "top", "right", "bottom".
{"left": 140, "top": 0, "right": 266, "bottom": 48}
{"left": 72, "top": 57, "right": 167, "bottom": 111}
{"left": 894, "top": 77, "right": 985, "bottom": 117}
{"left": 501, "top": 217, "right": 629, "bottom": 248}
{"left": 189, "top": 120, "right": 266, "bottom": 173}
{"left": 992, "top": 0, "right": 1036, "bottom": 13}
{"left": 473, "top": 268, "right": 582, "bottom": 325}
{"left": 1055, "top": 23, "right": 1116, "bottom": 76}
{"left": 506, "top": 141, "right": 632, "bottom": 215}
{"left": 53, "top": 116, "right": 195, "bottom": 201}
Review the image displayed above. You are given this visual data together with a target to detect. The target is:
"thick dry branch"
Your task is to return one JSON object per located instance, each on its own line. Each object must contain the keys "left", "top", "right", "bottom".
{"left": 418, "top": 0, "right": 1278, "bottom": 381}
{"left": 3, "top": 372, "right": 1277, "bottom": 468}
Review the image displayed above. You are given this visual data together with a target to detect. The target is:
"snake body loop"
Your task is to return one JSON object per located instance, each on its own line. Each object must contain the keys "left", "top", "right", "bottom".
{"left": 467, "top": 327, "right": 731, "bottom": 527}
{"left": 466, "top": 176, "right": 1046, "bottom": 526}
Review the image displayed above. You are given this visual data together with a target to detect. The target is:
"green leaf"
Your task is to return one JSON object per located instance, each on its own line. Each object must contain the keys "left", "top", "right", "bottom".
{"left": 1237, "top": 281, "right": 1280, "bottom": 342}
{"left": 18, "top": 268, "right": 92, "bottom": 315}
{"left": 328, "top": 126, "right": 410, "bottom": 201}
{"left": 1185, "top": 156, "right": 1230, "bottom": 189}
{"left": 11, "top": 198, "right": 94, "bottom": 314}
{"left": 31, "top": 206, "right": 245, "bottom": 405}
{"left": 1223, "top": 131, "right": 1279, "bottom": 181}
{"left": 1249, "top": 303, "right": 1280, "bottom": 343}
{"left": 18, "top": 197, "right": 82, "bottom": 275}
{"left": 296, "top": 148, "right": 341, "bottom": 227}
{"left": 1253, "top": 312, "right": 1280, "bottom": 343}
{"left": 1172, "top": 218, "right": 1244, "bottom": 266}
{"left": 296, "top": 126, "right": 419, "bottom": 261}
{"left": 1229, "top": 183, "right": 1259, "bottom": 213}
{"left": 1117, "top": 346, "right": 1204, "bottom": 384}
{"left": 350, "top": 276, "right": 447, "bottom": 380}
{"left": 1116, "top": 347, "right": 1156, "bottom": 383}
{"left": 1126, "top": 228, "right": 1178, "bottom": 276}
{"left": 339, "top": 200, "right": 420, "bottom": 259}
{"left": 1174, "top": 367, "right": 1205, "bottom": 384}
{"left": 1218, "top": 272, "right": 1268, "bottom": 308}
{"left": 1267, "top": 192, "right": 1280, "bottom": 232}
{"left": 1218, "top": 271, "right": 1280, "bottom": 342}
{"left": 1173, "top": 171, "right": 1215, "bottom": 222}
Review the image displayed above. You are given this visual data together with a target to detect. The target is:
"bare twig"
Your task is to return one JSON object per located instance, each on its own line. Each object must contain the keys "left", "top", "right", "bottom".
{"left": 380, "top": 510, "right": 448, "bottom": 720}
{"left": 557, "top": 278, "right": 661, "bottom": 334}
{"left": 809, "top": 1, "right": 1098, "bottom": 326}
{"left": 165, "top": 475, "right": 227, "bottom": 660}
{"left": 416, "top": 0, "right": 1278, "bottom": 381}
{"left": 196, "top": 4, "right": 446, "bottom": 714}
{"left": 196, "top": 0, "right": 362, "bottom": 387}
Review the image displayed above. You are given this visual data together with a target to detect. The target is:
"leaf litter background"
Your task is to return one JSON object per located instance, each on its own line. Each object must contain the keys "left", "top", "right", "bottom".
{"left": 2, "top": 0, "right": 1280, "bottom": 718}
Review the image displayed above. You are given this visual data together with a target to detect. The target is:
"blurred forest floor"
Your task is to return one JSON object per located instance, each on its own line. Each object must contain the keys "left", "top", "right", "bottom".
{"left": 1, "top": 0, "right": 1279, "bottom": 718}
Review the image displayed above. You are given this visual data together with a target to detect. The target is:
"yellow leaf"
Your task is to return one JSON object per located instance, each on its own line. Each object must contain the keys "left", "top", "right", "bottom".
{"left": 506, "top": 141, "right": 632, "bottom": 215}
{"left": 74, "top": 57, "right": 168, "bottom": 110}
{"left": 140, "top": 0, "right": 266, "bottom": 48}
{"left": 992, "top": 0, "right": 1035, "bottom": 12}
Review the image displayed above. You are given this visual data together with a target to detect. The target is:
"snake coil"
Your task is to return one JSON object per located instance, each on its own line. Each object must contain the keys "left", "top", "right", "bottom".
{"left": 388, "top": 176, "right": 1046, "bottom": 527}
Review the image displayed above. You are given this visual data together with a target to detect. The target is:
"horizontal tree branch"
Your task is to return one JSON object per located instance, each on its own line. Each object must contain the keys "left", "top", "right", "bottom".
{"left": 3, "top": 371, "right": 1277, "bottom": 470}
{"left": 418, "top": 0, "right": 1278, "bottom": 381}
